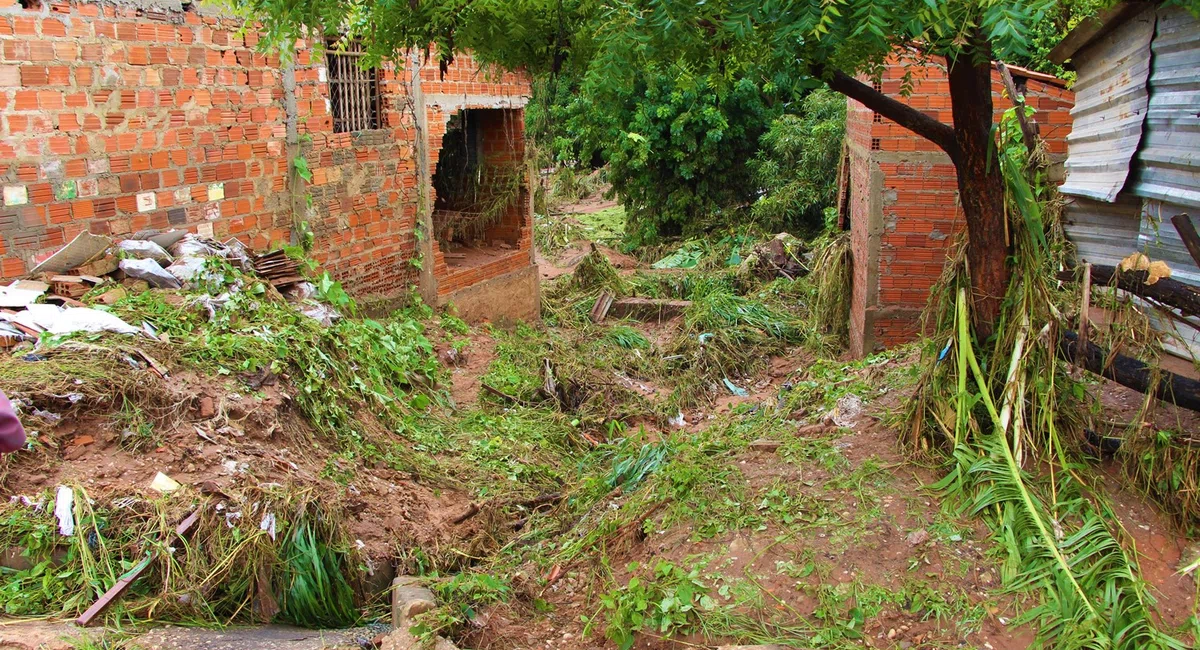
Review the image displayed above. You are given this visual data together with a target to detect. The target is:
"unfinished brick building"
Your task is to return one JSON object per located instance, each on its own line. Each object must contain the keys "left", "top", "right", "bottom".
{"left": 842, "top": 57, "right": 1074, "bottom": 356}
{"left": 0, "top": 0, "right": 537, "bottom": 322}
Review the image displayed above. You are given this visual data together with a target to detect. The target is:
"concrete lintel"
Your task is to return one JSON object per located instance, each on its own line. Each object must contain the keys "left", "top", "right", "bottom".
{"left": 869, "top": 150, "right": 954, "bottom": 166}
{"left": 423, "top": 94, "right": 530, "bottom": 113}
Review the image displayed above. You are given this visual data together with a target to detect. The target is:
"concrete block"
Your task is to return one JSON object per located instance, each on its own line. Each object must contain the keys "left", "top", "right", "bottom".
{"left": 608, "top": 297, "right": 691, "bottom": 322}
{"left": 391, "top": 576, "right": 437, "bottom": 629}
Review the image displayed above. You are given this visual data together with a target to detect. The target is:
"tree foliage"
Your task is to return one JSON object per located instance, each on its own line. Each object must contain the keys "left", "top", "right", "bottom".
{"left": 565, "top": 67, "right": 776, "bottom": 244}
{"left": 749, "top": 89, "right": 846, "bottom": 235}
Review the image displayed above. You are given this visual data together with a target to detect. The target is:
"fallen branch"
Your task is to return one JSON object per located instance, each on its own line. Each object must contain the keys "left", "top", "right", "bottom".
{"left": 1058, "top": 330, "right": 1200, "bottom": 413}
{"left": 451, "top": 503, "right": 480, "bottom": 525}
{"left": 480, "top": 383, "right": 529, "bottom": 407}
{"left": 1058, "top": 265, "right": 1200, "bottom": 318}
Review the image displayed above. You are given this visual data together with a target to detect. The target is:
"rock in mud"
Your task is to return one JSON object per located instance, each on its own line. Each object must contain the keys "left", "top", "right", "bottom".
{"left": 749, "top": 438, "right": 782, "bottom": 453}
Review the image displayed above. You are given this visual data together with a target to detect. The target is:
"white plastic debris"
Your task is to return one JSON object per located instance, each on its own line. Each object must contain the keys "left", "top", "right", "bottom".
{"left": 150, "top": 472, "right": 182, "bottom": 493}
{"left": 669, "top": 411, "right": 686, "bottom": 428}
{"left": 120, "top": 258, "right": 183, "bottom": 289}
{"left": 0, "top": 280, "right": 49, "bottom": 308}
{"left": 166, "top": 256, "right": 209, "bottom": 284}
{"left": 300, "top": 302, "right": 341, "bottom": 327}
{"left": 259, "top": 512, "right": 277, "bottom": 541}
{"left": 117, "top": 239, "right": 174, "bottom": 265}
{"left": 19, "top": 303, "right": 140, "bottom": 336}
{"left": 831, "top": 394, "right": 864, "bottom": 429}
{"left": 54, "top": 486, "right": 75, "bottom": 537}
{"left": 285, "top": 281, "right": 318, "bottom": 301}
{"left": 170, "top": 235, "right": 220, "bottom": 259}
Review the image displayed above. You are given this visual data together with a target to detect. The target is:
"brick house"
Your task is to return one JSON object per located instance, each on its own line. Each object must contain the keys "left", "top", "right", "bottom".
{"left": 0, "top": 0, "right": 539, "bottom": 322}
{"left": 841, "top": 56, "right": 1075, "bottom": 356}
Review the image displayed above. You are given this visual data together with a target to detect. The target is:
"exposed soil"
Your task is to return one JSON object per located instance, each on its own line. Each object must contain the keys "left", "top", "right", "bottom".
{"left": 3, "top": 367, "right": 474, "bottom": 562}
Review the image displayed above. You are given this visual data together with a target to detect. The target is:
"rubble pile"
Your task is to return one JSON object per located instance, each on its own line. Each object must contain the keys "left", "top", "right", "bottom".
{"left": 0, "top": 230, "right": 340, "bottom": 349}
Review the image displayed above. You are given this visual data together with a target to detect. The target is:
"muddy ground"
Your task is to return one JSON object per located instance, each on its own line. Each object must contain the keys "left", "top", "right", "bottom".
{"left": 0, "top": 209, "right": 1197, "bottom": 649}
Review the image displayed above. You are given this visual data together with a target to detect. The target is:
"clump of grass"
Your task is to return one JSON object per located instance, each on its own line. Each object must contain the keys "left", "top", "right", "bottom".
{"left": 0, "top": 484, "right": 363, "bottom": 628}
{"left": 605, "top": 325, "right": 650, "bottom": 350}
{"left": 808, "top": 231, "right": 851, "bottom": 342}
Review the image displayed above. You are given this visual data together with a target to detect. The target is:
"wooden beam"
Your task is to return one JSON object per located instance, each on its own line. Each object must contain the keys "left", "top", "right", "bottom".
{"left": 1058, "top": 331, "right": 1200, "bottom": 413}
{"left": 1058, "top": 264, "right": 1200, "bottom": 318}
{"left": 1171, "top": 213, "right": 1200, "bottom": 267}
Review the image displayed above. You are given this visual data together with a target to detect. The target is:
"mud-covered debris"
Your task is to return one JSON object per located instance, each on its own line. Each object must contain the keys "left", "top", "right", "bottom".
{"left": 905, "top": 529, "right": 930, "bottom": 546}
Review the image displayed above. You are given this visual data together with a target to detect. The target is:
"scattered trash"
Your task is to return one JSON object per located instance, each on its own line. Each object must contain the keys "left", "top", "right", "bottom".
{"left": 669, "top": 411, "right": 686, "bottom": 428}
{"left": 120, "top": 258, "right": 182, "bottom": 289}
{"left": 0, "top": 280, "right": 49, "bottom": 308}
{"left": 150, "top": 472, "right": 182, "bottom": 493}
{"left": 11, "top": 304, "right": 141, "bottom": 336}
{"left": 300, "top": 302, "right": 341, "bottom": 327}
{"left": 831, "top": 394, "right": 864, "bottom": 428}
{"left": 722, "top": 377, "right": 749, "bottom": 397}
{"left": 30, "top": 231, "right": 112, "bottom": 275}
{"left": 259, "top": 512, "right": 277, "bottom": 541}
{"left": 117, "top": 239, "right": 174, "bottom": 265}
{"left": 54, "top": 486, "right": 75, "bottom": 537}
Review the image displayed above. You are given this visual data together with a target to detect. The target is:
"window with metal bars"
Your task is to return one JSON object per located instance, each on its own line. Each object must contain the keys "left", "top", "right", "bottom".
{"left": 326, "top": 40, "right": 381, "bottom": 133}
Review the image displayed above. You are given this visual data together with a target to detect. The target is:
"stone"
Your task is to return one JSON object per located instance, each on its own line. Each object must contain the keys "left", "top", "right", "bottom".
{"left": 748, "top": 439, "right": 782, "bottom": 453}
{"left": 197, "top": 396, "right": 216, "bottom": 419}
{"left": 391, "top": 575, "right": 437, "bottom": 629}
{"left": 380, "top": 629, "right": 458, "bottom": 650}
{"left": 134, "top": 625, "right": 377, "bottom": 650}
{"left": 905, "top": 529, "right": 929, "bottom": 546}
{"left": 607, "top": 297, "right": 691, "bottom": 322}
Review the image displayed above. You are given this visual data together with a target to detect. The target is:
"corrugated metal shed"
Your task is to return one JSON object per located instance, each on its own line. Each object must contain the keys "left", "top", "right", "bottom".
{"left": 1058, "top": 4, "right": 1156, "bottom": 203}
{"left": 1128, "top": 6, "right": 1200, "bottom": 209}
{"left": 1063, "top": 195, "right": 1142, "bottom": 266}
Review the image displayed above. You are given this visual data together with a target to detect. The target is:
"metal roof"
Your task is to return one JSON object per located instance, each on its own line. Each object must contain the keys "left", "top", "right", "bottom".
{"left": 1127, "top": 5, "right": 1200, "bottom": 209}
{"left": 1057, "top": 5, "right": 1156, "bottom": 203}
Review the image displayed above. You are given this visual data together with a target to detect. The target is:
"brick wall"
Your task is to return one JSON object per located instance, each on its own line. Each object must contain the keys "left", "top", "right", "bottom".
{"left": 846, "top": 56, "right": 1074, "bottom": 356}
{"left": 416, "top": 53, "right": 532, "bottom": 299}
{"left": 0, "top": 0, "right": 533, "bottom": 306}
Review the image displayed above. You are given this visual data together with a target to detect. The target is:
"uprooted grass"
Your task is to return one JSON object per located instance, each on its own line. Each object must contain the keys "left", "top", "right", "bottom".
{"left": 905, "top": 110, "right": 1187, "bottom": 649}
{"left": 0, "top": 483, "right": 363, "bottom": 627}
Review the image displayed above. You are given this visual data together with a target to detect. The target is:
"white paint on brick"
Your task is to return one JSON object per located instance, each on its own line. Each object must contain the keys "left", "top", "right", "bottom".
{"left": 136, "top": 192, "right": 157, "bottom": 212}
{"left": 3, "top": 186, "right": 28, "bottom": 207}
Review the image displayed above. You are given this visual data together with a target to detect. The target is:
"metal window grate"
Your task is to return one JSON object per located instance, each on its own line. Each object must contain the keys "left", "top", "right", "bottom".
{"left": 327, "top": 40, "right": 381, "bottom": 133}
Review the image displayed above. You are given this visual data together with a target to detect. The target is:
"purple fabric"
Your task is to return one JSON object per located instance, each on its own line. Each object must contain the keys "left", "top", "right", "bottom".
{"left": 0, "top": 391, "right": 27, "bottom": 453}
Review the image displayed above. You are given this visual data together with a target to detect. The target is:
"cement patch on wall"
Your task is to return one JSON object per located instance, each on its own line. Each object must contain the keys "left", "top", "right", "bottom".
{"left": 437, "top": 264, "right": 540, "bottom": 325}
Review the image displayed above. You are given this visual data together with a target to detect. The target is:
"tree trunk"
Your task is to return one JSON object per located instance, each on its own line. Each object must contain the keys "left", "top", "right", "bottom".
{"left": 947, "top": 52, "right": 1010, "bottom": 341}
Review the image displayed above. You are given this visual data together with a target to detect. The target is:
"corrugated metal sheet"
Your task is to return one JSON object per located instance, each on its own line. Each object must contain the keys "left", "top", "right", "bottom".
{"left": 1128, "top": 6, "right": 1200, "bottom": 209}
{"left": 1138, "top": 200, "right": 1200, "bottom": 284}
{"left": 1062, "top": 195, "right": 1142, "bottom": 266}
{"left": 1058, "top": 5, "right": 1156, "bottom": 203}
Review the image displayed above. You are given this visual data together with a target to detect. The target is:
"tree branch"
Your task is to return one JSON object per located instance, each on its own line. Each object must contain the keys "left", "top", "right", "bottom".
{"left": 820, "top": 67, "right": 961, "bottom": 160}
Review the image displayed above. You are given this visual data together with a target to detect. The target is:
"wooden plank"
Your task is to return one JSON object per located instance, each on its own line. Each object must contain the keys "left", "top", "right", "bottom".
{"left": 1171, "top": 213, "right": 1200, "bottom": 268}
{"left": 75, "top": 510, "right": 200, "bottom": 627}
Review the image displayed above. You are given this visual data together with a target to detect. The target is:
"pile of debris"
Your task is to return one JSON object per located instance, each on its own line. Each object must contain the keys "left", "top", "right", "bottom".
{"left": 0, "top": 230, "right": 338, "bottom": 348}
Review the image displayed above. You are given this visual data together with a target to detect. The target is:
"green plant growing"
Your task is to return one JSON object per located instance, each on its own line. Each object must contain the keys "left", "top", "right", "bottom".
{"left": 750, "top": 88, "right": 847, "bottom": 235}
{"left": 587, "top": 561, "right": 718, "bottom": 650}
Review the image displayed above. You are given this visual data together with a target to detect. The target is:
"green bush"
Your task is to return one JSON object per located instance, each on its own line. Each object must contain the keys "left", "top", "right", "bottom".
{"left": 564, "top": 66, "right": 776, "bottom": 247}
{"left": 750, "top": 88, "right": 846, "bottom": 235}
